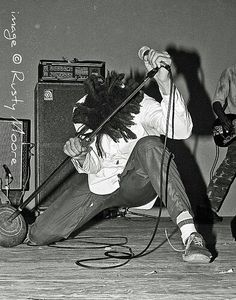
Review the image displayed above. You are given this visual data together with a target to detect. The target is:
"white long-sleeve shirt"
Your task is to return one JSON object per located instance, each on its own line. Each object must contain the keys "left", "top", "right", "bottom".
{"left": 72, "top": 87, "right": 193, "bottom": 195}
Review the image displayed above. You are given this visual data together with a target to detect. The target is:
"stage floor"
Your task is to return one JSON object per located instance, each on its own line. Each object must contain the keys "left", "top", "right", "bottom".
{"left": 0, "top": 212, "right": 236, "bottom": 300}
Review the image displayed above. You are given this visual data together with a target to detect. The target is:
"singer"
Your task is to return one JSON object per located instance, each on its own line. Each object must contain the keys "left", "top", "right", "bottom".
{"left": 27, "top": 48, "right": 211, "bottom": 263}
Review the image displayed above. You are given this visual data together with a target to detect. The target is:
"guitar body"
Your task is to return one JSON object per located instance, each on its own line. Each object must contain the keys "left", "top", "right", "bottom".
{"left": 212, "top": 114, "right": 236, "bottom": 147}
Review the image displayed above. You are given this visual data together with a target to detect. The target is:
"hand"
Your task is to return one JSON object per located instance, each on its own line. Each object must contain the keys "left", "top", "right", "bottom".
{"left": 144, "top": 49, "right": 171, "bottom": 82}
{"left": 63, "top": 137, "right": 89, "bottom": 159}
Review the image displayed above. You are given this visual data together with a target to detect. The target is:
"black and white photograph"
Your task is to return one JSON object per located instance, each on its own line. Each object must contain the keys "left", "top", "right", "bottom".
{"left": 0, "top": 0, "right": 236, "bottom": 299}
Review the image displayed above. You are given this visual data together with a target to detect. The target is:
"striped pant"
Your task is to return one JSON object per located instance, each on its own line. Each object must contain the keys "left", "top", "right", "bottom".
{"left": 29, "top": 136, "right": 193, "bottom": 245}
{"left": 207, "top": 140, "right": 236, "bottom": 212}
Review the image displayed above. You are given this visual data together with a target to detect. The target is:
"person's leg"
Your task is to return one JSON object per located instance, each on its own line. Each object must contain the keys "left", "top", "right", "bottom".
{"left": 28, "top": 146, "right": 160, "bottom": 246}
{"left": 207, "top": 141, "right": 236, "bottom": 212}
{"left": 29, "top": 174, "right": 117, "bottom": 245}
{"left": 116, "top": 136, "right": 211, "bottom": 262}
{"left": 29, "top": 136, "right": 196, "bottom": 247}
{"left": 118, "top": 136, "right": 192, "bottom": 220}
{"left": 29, "top": 136, "right": 210, "bottom": 262}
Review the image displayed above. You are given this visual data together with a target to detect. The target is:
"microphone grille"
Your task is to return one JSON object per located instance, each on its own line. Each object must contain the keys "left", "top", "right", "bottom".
{"left": 138, "top": 46, "right": 150, "bottom": 60}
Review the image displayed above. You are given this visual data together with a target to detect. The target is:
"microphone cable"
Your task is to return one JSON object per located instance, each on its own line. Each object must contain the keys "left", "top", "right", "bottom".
{"left": 72, "top": 68, "right": 177, "bottom": 269}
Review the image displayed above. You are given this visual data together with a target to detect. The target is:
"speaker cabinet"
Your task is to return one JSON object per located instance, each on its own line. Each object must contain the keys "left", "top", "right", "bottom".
{"left": 34, "top": 82, "right": 86, "bottom": 210}
{"left": 0, "top": 118, "right": 31, "bottom": 205}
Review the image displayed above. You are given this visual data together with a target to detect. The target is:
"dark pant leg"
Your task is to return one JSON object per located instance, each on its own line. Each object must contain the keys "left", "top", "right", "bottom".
{"left": 116, "top": 136, "right": 193, "bottom": 222}
{"left": 29, "top": 136, "right": 192, "bottom": 245}
{"left": 207, "top": 141, "right": 236, "bottom": 211}
{"left": 29, "top": 174, "right": 117, "bottom": 245}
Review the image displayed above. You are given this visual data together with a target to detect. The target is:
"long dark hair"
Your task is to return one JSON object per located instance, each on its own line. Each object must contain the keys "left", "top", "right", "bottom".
{"left": 73, "top": 71, "right": 143, "bottom": 156}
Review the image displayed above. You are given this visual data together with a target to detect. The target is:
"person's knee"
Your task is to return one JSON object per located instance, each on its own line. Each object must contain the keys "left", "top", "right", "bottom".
{"left": 28, "top": 224, "right": 63, "bottom": 246}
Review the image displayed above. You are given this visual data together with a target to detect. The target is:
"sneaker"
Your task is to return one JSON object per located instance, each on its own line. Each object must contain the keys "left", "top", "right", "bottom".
{"left": 183, "top": 232, "right": 212, "bottom": 263}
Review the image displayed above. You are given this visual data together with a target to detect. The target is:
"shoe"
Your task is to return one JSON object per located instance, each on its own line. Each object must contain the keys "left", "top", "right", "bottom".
{"left": 183, "top": 232, "right": 212, "bottom": 263}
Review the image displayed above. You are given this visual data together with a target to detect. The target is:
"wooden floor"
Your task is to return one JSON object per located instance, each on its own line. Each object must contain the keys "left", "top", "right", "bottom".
{"left": 0, "top": 211, "right": 236, "bottom": 300}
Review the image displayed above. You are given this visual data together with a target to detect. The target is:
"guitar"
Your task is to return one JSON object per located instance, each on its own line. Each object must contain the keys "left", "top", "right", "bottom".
{"left": 212, "top": 114, "right": 236, "bottom": 147}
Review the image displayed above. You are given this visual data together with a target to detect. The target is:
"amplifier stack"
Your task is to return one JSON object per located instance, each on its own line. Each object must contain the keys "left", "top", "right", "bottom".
{"left": 34, "top": 60, "right": 106, "bottom": 210}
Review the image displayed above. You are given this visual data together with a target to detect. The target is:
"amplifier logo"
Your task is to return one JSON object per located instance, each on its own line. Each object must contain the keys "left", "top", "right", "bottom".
{"left": 43, "top": 89, "right": 53, "bottom": 101}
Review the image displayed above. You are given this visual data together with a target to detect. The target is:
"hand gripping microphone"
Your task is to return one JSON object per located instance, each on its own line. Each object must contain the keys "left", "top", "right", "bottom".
{"left": 138, "top": 46, "right": 171, "bottom": 72}
{"left": 138, "top": 46, "right": 151, "bottom": 61}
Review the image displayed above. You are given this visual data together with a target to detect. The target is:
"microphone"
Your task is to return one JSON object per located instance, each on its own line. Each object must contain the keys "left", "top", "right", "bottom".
{"left": 138, "top": 46, "right": 171, "bottom": 71}
{"left": 3, "top": 164, "right": 13, "bottom": 179}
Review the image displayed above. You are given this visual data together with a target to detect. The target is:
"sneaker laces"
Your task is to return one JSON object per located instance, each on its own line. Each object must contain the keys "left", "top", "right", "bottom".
{"left": 164, "top": 230, "right": 205, "bottom": 254}
{"left": 184, "top": 233, "right": 203, "bottom": 254}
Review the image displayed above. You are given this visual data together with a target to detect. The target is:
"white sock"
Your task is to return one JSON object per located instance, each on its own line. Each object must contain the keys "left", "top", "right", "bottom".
{"left": 176, "top": 211, "right": 197, "bottom": 245}
{"left": 180, "top": 223, "right": 197, "bottom": 245}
